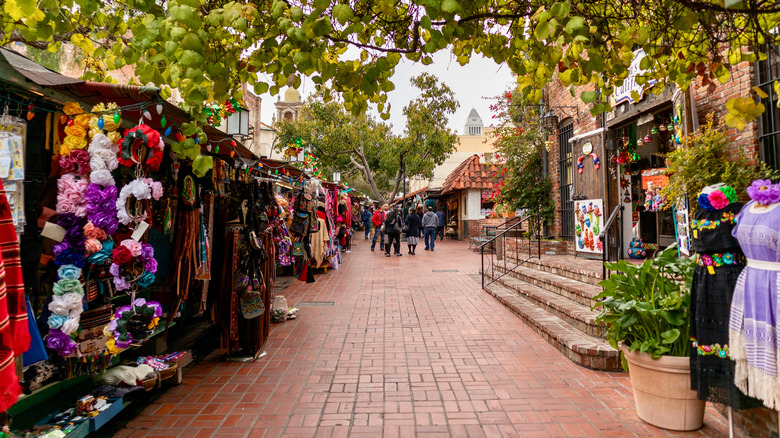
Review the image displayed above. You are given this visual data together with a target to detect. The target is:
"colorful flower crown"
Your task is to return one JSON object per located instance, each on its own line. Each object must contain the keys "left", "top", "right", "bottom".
{"left": 697, "top": 185, "right": 737, "bottom": 211}
{"left": 109, "top": 239, "right": 158, "bottom": 292}
{"left": 118, "top": 124, "right": 164, "bottom": 170}
{"left": 105, "top": 298, "right": 162, "bottom": 353}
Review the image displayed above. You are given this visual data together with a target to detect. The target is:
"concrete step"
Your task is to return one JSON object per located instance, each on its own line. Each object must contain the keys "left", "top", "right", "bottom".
{"left": 491, "top": 263, "right": 602, "bottom": 307}
{"left": 504, "top": 251, "right": 603, "bottom": 286}
{"left": 485, "top": 270, "right": 605, "bottom": 337}
{"left": 482, "top": 280, "right": 620, "bottom": 372}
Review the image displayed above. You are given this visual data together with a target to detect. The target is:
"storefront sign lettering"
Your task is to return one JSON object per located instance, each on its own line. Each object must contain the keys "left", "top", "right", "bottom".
{"left": 609, "top": 49, "right": 658, "bottom": 106}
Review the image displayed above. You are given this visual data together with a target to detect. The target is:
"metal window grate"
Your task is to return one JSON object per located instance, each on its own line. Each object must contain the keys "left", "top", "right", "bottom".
{"left": 757, "top": 47, "right": 780, "bottom": 171}
{"left": 558, "top": 123, "right": 575, "bottom": 241}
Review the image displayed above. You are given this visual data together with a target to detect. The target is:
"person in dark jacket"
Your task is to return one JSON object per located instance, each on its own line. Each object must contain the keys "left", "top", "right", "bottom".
{"left": 384, "top": 206, "right": 403, "bottom": 257}
{"left": 436, "top": 208, "right": 446, "bottom": 241}
{"left": 404, "top": 206, "right": 422, "bottom": 255}
{"left": 361, "top": 206, "right": 372, "bottom": 239}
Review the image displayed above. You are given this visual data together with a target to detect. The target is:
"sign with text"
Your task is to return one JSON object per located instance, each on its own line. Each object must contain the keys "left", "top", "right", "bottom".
{"left": 609, "top": 49, "right": 658, "bottom": 106}
{"left": 642, "top": 169, "right": 669, "bottom": 189}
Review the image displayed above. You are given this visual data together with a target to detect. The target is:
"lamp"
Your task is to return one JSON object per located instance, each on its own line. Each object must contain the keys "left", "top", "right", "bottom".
{"left": 543, "top": 110, "right": 559, "bottom": 132}
{"left": 225, "top": 107, "right": 249, "bottom": 137}
{"left": 332, "top": 172, "right": 341, "bottom": 183}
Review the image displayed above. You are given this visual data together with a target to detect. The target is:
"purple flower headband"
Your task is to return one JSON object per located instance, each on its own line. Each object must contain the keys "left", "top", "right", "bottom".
{"left": 85, "top": 183, "right": 119, "bottom": 235}
{"left": 746, "top": 179, "right": 780, "bottom": 206}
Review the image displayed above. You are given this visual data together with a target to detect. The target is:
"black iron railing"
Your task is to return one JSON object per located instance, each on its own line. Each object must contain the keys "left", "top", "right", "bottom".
{"left": 598, "top": 205, "right": 624, "bottom": 280}
{"left": 480, "top": 214, "right": 542, "bottom": 289}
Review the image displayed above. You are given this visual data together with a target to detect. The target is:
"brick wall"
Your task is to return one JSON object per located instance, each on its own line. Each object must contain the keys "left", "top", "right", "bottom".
{"left": 545, "top": 82, "right": 601, "bottom": 239}
{"left": 690, "top": 60, "right": 760, "bottom": 163}
{"left": 505, "top": 239, "right": 574, "bottom": 256}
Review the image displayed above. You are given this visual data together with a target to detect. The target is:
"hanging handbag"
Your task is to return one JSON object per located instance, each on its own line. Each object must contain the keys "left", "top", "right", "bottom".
{"left": 239, "top": 275, "right": 265, "bottom": 320}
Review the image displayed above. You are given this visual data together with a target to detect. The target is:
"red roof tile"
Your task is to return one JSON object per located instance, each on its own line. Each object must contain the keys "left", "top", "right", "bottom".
{"left": 441, "top": 155, "right": 504, "bottom": 195}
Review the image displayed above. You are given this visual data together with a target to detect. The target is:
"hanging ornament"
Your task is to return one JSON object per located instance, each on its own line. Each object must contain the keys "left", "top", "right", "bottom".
{"left": 230, "top": 140, "right": 236, "bottom": 147}
{"left": 176, "top": 133, "right": 185, "bottom": 142}
{"left": 161, "top": 115, "right": 167, "bottom": 128}
{"left": 214, "top": 146, "right": 219, "bottom": 154}
{"left": 113, "top": 110, "right": 120, "bottom": 125}
{"left": 60, "top": 114, "right": 68, "bottom": 124}
{"left": 644, "top": 134, "right": 652, "bottom": 143}
{"left": 194, "top": 137, "right": 199, "bottom": 144}
{"left": 206, "top": 144, "right": 212, "bottom": 152}
{"left": 230, "top": 151, "right": 235, "bottom": 157}
{"left": 143, "top": 109, "right": 152, "bottom": 120}
{"left": 164, "top": 127, "right": 172, "bottom": 137}
{"left": 275, "top": 169, "right": 279, "bottom": 175}
{"left": 156, "top": 103, "right": 163, "bottom": 114}
{"left": 97, "top": 117, "right": 105, "bottom": 130}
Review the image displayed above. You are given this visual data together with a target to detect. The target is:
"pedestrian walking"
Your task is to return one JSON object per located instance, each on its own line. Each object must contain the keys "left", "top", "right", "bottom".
{"left": 436, "top": 208, "right": 446, "bottom": 241}
{"left": 422, "top": 206, "right": 438, "bottom": 251}
{"left": 384, "top": 205, "right": 403, "bottom": 257}
{"left": 404, "top": 206, "right": 421, "bottom": 255}
{"left": 361, "top": 205, "right": 372, "bottom": 239}
{"left": 371, "top": 204, "right": 387, "bottom": 252}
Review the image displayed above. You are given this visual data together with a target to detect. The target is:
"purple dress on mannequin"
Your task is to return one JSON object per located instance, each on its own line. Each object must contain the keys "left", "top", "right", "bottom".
{"left": 729, "top": 201, "right": 780, "bottom": 409}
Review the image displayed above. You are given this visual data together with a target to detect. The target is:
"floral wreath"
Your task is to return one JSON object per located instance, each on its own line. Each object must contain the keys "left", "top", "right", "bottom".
{"left": 105, "top": 298, "right": 162, "bottom": 353}
{"left": 45, "top": 263, "right": 85, "bottom": 356}
{"left": 118, "top": 124, "right": 164, "bottom": 170}
{"left": 109, "top": 239, "right": 158, "bottom": 292}
{"left": 116, "top": 178, "right": 163, "bottom": 225}
{"left": 697, "top": 185, "right": 737, "bottom": 211}
{"left": 747, "top": 179, "right": 780, "bottom": 206}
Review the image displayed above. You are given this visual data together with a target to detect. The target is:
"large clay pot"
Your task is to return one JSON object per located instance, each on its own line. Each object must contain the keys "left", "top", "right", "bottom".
{"left": 621, "top": 345, "right": 706, "bottom": 431}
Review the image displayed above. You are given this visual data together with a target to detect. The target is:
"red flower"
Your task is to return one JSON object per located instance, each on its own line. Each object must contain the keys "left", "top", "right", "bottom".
{"left": 112, "top": 246, "right": 133, "bottom": 265}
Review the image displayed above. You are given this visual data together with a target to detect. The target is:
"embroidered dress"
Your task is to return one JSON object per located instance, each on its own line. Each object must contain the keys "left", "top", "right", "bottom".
{"left": 729, "top": 201, "right": 780, "bottom": 409}
{"left": 689, "top": 201, "right": 757, "bottom": 408}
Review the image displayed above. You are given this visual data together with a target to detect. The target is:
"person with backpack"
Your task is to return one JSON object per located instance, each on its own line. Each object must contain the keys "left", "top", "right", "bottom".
{"left": 361, "top": 205, "right": 372, "bottom": 239}
{"left": 371, "top": 204, "right": 387, "bottom": 252}
{"left": 404, "top": 206, "right": 422, "bottom": 255}
{"left": 384, "top": 205, "right": 403, "bottom": 257}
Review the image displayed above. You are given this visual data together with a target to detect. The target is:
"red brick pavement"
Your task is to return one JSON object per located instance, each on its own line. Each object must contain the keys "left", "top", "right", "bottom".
{"left": 115, "top": 238, "right": 743, "bottom": 438}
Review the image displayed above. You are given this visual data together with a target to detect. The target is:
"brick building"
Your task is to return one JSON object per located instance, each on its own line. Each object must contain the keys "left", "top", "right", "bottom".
{"left": 543, "top": 50, "right": 769, "bottom": 258}
{"left": 543, "top": 49, "right": 777, "bottom": 437}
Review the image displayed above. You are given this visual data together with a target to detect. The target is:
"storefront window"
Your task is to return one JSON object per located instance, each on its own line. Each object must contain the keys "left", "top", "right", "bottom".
{"left": 757, "top": 47, "right": 780, "bottom": 170}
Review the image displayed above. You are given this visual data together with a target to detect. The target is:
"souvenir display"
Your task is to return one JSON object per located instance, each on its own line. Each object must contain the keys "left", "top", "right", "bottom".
{"left": 574, "top": 199, "right": 603, "bottom": 254}
{"left": 689, "top": 184, "right": 758, "bottom": 409}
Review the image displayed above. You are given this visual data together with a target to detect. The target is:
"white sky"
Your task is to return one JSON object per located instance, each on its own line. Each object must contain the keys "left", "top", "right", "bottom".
{"left": 255, "top": 51, "right": 517, "bottom": 136}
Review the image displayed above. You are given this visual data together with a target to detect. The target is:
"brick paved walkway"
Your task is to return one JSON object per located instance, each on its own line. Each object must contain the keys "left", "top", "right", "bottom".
{"left": 116, "top": 238, "right": 741, "bottom": 438}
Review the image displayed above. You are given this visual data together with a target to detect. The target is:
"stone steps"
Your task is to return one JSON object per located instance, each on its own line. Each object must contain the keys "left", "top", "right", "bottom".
{"left": 503, "top": 250, "right": 603, "bottom": 286}
{"left": 482, "top": 279, "right": 620, "bottom": 371}
{"left": 492, "top": 263, "right": 602, "bottom": 307}
{"left": 486, "top": 269, "right": 605, "bottom": 337}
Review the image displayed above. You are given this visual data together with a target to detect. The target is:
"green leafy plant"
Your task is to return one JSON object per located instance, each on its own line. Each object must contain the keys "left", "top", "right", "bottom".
{"left": 593, "top": 245, "right": 695, "bottom": 369}
{"left": 663, "top": 113, "right": 780, "bottom": 210}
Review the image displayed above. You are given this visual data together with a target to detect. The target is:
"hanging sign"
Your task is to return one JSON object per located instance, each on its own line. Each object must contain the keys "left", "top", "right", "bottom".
{"left": 641, "top": 168, "right": 669, "bottom": 189}
{"left": 609, "top": 49, "right": 658, "bottom": 106}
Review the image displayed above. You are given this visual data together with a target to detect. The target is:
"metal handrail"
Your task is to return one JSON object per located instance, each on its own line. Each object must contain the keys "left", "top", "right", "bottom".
{"left": 480, "top": 213, "right": 542, "bottom": 289}
{"left": 598, "top": 205, "right": 624, "bottom": 280}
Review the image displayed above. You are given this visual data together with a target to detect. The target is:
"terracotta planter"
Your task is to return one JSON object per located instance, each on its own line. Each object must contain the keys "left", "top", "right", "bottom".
{"left": 621, "top": 345, "right": 705, "bottom": 431}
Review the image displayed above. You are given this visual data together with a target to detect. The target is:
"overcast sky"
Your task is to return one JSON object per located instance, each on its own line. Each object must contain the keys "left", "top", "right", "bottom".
{"left": 254, "top": 51, "right": 516, "bottom": 136}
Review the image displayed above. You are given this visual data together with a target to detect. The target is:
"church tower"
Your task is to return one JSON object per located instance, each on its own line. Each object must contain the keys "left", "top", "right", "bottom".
{"left": 275, "top": 87, "right": 303, "bottom": 123}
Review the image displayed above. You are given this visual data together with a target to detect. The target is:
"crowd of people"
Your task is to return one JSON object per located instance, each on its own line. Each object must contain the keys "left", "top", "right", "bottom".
{"left": 360, "top": 203, "right": 447, "bottom": 257}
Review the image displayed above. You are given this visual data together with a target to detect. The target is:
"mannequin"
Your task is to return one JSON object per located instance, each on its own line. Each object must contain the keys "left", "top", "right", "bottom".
{"left": 729, "top": 179, "right": 780, "bottom": 410}
{"left": 689, "top": 183, "right": 757, "bottom": 412}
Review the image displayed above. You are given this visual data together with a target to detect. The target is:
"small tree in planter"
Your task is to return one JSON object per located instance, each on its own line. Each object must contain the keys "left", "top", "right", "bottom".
{"left": 594, "top": 245, "right": 705, "bottom": 431}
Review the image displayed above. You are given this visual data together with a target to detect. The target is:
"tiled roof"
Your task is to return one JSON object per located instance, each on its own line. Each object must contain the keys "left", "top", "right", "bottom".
{"left": 392, "top": 186, "right": 429, "bottom": 204}
{"left": 441, "top": 154, "right": 503, "bottom": 195}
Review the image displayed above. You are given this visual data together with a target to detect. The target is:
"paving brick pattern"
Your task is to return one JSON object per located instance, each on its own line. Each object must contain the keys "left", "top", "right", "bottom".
{"left": 115, "top": 239, "right": 743, "bottom": 438}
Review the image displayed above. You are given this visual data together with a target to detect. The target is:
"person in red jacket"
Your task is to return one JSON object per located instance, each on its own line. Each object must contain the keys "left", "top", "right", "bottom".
{"left": 371, "top": 204, "right": 388, "bottom": 252}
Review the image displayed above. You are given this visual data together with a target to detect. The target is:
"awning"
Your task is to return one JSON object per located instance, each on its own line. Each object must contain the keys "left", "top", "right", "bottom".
{"left": 55, "top": 82, "right": 257, "bottom": 160}
{"left": 0, "top": 47, "right": 83, "bottom": 86}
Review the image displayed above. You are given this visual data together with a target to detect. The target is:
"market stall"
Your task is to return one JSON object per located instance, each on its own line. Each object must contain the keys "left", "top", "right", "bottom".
{"left": 0, "top": 47, "right": 283, "bottom": 436}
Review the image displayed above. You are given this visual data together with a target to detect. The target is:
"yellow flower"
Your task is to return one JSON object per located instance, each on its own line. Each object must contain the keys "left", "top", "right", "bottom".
{"left": 105, "top": 338, "right": 123, "bottom": 355}
{"left": 59, "top": 143, "right": 72, "bottom": 156}
{"left": 64, "top": 125, "right": 87, "bottom": 139}
{"left": 148, "top": 317, "right": 160, "bottom": 330}
{"left": 63, "top": 102, "right": 84, "bottom": 116}
{"left": 73, "top": 114, "right": 92, "bottom": 129}
{"left": 107, "top": 131, "right": 121, "bottom": 143}
{"left": 64, "top": 135, "right": 88, "bottom": 151}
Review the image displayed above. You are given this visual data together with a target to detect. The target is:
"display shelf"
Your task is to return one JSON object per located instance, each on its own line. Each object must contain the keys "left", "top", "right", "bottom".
{"left": 10, "top": 375, "right": 90, "bottom": 417}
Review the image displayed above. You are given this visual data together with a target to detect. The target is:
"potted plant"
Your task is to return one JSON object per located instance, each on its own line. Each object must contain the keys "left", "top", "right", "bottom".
{"left": 594, "top": 245, "right": 705, "bottom": 431}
